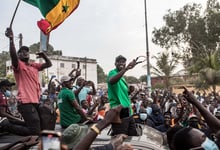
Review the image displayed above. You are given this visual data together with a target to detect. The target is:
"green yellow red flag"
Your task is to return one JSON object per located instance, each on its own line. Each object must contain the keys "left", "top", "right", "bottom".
{"left": 23, "top": 0, "right": 80, "bottom": 35}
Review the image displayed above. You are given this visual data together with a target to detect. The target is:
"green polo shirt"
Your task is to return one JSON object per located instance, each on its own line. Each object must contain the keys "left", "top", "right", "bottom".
{"left": 107, "top": 69, "right": 132, "bottom": 114}
{"left": 58, "top": 87, "right": 81, "bottom": 127}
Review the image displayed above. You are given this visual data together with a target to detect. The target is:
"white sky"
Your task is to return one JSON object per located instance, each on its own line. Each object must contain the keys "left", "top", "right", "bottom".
{"left": 1, "top": 0, "right": 207, "bottom": 78}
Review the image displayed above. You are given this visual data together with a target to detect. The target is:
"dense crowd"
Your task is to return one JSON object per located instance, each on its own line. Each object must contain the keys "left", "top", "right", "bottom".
{"left": 1, "top": 27, "right": 220, "bottom": 150}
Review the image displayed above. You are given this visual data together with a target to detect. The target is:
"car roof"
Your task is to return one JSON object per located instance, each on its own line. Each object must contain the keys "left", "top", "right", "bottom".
{"left": 92, "top": 124, "right": 167, "bottom": 150}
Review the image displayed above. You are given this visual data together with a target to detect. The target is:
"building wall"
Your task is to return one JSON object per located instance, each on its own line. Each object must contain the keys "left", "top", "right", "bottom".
{"left": 6, "top": 54, "right": 98, "bottom": 87}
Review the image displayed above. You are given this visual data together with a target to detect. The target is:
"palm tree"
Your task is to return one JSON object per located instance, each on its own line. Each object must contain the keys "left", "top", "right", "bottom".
{"left": 151, "top": 51, "right": 180, "bottom": 89}
{"left": 189, "top": 49, "right": 220, "bottom": 93}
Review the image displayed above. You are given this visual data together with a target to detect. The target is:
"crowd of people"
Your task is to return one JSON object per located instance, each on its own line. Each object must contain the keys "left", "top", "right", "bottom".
{"left": 1, "top": 27, "right": 220, "bottom": 150}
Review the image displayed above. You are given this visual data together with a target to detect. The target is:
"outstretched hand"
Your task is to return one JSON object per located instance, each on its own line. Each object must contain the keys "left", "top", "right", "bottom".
{"left": 5, "top": 27, "right": 13, "bottom": 39}
{"left": 182, "top": 86, "right": 197, "bottom": 104}
{"left": 126, "top": 59, "right": 136, "bottom": 70}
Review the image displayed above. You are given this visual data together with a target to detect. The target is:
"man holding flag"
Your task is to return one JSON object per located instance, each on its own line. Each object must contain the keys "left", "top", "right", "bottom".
{"left": 1, "top": 28, "right": 52, "bottom": 136}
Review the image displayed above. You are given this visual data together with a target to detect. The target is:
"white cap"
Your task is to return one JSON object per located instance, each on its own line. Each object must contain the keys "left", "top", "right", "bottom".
{"left": 60, "top": 76, "right": 71, "bottom": 83}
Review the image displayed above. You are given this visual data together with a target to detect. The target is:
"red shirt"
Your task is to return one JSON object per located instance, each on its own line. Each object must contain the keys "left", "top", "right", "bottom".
{"left": 13, "top": 60, "right": 42, "bottom": 103}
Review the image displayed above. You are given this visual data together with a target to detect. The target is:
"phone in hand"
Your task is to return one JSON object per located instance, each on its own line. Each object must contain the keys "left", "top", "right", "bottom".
{"left": 41, "top": 130, "right": 61, "bottom": 150}
{"left": 120, "top": 107, "right": 130, "bottom": 119}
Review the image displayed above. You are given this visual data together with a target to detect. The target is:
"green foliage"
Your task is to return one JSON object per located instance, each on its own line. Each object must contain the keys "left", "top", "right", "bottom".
{"left": 139, "top": 75, "right": 147, "bottom": 83}
{"left": 97, "top": 64, "right": 106, "bottom": 83}
{"left": 124, "top": 76, "right": 140, "bottom": 84}
{"left": 0, "top": 51, "right": 10, "bottom": 77}
{"left": 152, "top": 83, "right": 165, "bottom": 89}
{"left": 152, "top": 0, "right": 220, "bottom": 66}
{"left": 151, "top": 51, "right": 179, "bottom": 89}
{"left": 152, "top": 0, "right": 220, "bottom": 91}
{"left": 29, "top": 42, "right": 62, "bottom": 55}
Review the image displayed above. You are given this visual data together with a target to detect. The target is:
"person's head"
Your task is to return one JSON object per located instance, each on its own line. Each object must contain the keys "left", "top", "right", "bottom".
{"left": 173, "top": 127, "right": 219, "bottom": 150}
{"left": 166, "top": 125, "right": 183, "bottom": 150}
{"left": 176, "top": 103, "right": 182, "bottom": 116}
{"left": 100, "top": 95, "right": 108, "bottom": 104}
{"left": 62, "top": 124, "right": 88, "bottom": 149}
{"left": 76, "top": 77, "right": 85, "bottom": 86}
{"left": 115, "top": 55, "right": 127, "bottom": 71}
{"left": 151, "top": 104, "right": 161, "bottom": 115}
{"left": 81, "top": 100, "right": 89, "bottom": 109}
{"left": 128, "top": 85, "right": 135, "bottom": 95}
{"left": 188, "top": 114, "right": 199, "bottom": 129}
{"left": 60, "top": 76, "right": 72, "bottom": 89}
{"left": 17, "top": 46, "right": 30, "bottom": 62}
{"left": 0, "top": 79, "right": 15, "bottom": 94}
{"left": 164, "top": 111, "right": 172, "bottom": 126}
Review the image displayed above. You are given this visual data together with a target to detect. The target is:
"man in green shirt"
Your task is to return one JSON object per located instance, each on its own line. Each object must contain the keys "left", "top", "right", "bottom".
{"left": 57, "top": 76, "right": 88, "bottom": 128}
{"left": 107, "top": 55, "right": 139, "bottom": 136}
{"left": 107, "top": 55, "right": 137, "bottom": 113}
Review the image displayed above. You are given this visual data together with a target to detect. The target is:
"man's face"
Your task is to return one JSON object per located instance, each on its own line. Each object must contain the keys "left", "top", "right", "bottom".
{"left": 18, "top": 50, "right": 29, "bottom": 62}
{"left": 115, "top": 59, "right": 126, "bottom": 71}
{"left": 164, "top": 114, "right": 171, "bottom": 125}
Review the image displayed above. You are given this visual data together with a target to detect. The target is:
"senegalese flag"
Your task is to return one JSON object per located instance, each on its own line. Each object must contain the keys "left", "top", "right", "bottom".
{"left": 23, "top": 0, "right": 80, "bottom": 35}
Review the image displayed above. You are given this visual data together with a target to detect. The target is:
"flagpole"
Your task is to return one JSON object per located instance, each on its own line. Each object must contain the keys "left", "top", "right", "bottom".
{"left": 144, "top": 0, "right": 151, "bottom": 93}
{"left": 10, "top": 0, "right": 22, "bottom": 28}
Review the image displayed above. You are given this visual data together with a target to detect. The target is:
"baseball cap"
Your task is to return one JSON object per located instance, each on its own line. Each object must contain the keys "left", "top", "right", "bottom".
{"left": 60, "top": 76, "right": 71, "bottom": 84}
{"left": 115, "top": 55, "right": 126, "bottom": 62}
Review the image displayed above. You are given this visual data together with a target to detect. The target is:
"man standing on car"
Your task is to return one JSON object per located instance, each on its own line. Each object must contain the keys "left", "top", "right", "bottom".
{"left": 1, "top": 28, "right": 52, "bottom": 135}
{"left": 107, "top": 55, "right": 138, "bottom": 136}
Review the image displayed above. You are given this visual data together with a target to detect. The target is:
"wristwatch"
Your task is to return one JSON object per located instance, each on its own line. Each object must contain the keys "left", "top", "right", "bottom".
{"left": 90, "top": 124, "right": 101, "bottom": 134}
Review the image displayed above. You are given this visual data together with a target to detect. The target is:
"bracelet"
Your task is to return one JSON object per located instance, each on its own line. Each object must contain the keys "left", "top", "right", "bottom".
{"left": 90, "top": 124, "right": 100, "bottom": 134}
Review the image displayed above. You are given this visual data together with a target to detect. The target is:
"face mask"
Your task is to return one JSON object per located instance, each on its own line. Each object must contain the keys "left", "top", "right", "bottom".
{"left": 4, "top": 90, "right": 11, "bottom": 97}
{"left": 140, "top": 113, "right": 147, "bottom": 121}
{"left": 201, "top": 137, "right": 219, "bottom": 150}
{"left": 41, "top": 95, "right": 47, "bottom": 100}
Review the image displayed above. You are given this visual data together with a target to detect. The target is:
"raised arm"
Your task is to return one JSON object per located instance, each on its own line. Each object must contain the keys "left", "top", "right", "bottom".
{"left": 36, "top": 52, "right": 52, "bottom": 69}
{"left": 109, "top": 59, "right": 136, "bottom": 85}
{"left": 5, "top": 28, "right": 19, "bottom": 68}
{"left": 183, "top": 87, "right": 220, "bottom": 133}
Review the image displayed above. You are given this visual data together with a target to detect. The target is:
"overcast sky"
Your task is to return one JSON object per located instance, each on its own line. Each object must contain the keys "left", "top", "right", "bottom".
{"left": 1, "top": 0, "right": 207, "bottom": 78}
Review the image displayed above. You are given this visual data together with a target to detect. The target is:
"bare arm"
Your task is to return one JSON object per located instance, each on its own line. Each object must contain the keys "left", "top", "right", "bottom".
{"left": 71, "top": 100, "right": 87, "bottom": 121}
{"left": 183, "top": 87, "right": 220, "bottom": 133}
{"left": 36, "top": 52, "right": 52, "bottom": 69}
{"left": 109, "top": 60, "right": 136, "bottom": 85}
{"left": 5, "top": 28, "right": 19, "bottom": 68}
{"left": 0, "top": 107, "right": 23, "bottom": 122}
{"left": 74, "top": 105, "right": 123, "bottom": 150}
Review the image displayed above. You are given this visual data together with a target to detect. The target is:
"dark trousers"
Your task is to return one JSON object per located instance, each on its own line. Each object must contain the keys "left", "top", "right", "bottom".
{"left": 4, "top": 103, "right": 41, "bottom": 136}
{"left": 111, "top": 117, "right": 137, "bottom": 136}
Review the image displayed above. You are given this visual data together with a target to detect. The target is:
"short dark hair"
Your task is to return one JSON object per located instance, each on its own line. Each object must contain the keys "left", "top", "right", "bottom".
{"left": 18, "top": 46, "right": 29, "bottom": 53}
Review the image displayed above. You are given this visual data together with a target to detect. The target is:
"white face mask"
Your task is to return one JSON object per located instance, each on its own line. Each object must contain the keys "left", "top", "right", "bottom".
{"left": 4, "top": 90, "right": 11, "bottom": 97}
{"left": 139, "top": 113, "right": 147, "bottom": 121}
{"left": 201, "top": 137, "right": 219, "bottom": 150}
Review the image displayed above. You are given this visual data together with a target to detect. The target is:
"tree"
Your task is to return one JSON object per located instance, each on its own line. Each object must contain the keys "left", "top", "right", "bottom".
{"left": 152, "top": 0, "right": 220, "bottom": 90}
{"left": 97, "top": 64, "right": 106, "bottom": 83}
{"left": 29, "top": 42, "right": 62, "bottom": 55}
{"left": 124, "top": 76, "right": 140, "bottom": 84}
{"left": 192, "top": 50, "right": 220, "bottom": 93}
{"left": 151, "top": 51, "right": 179, "bottom": 89}
{"left": 0, "top": 51, "right": 10, "bottom": 77}
{"left": 152, "top": 0, "right": 220, "bottom": 67}
{"left": 139, "top": 75, "right": 147, "bottom": 83}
